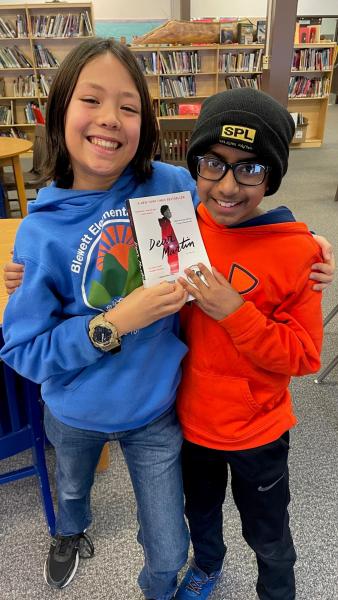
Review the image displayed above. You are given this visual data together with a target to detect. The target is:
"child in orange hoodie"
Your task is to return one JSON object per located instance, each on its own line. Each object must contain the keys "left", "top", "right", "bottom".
{"left": 175, "top": 88, "right": 323, "bottom": 600}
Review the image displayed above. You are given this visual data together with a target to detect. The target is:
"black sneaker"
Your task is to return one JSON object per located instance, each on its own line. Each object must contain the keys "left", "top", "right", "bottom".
{"left": 44, "top": 532, "right": 94, "bottom": 589}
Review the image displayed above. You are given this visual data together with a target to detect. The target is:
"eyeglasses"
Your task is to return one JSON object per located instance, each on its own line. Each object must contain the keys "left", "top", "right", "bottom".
{"left": 196, "top": 155, "right": 271, "bottom": 186}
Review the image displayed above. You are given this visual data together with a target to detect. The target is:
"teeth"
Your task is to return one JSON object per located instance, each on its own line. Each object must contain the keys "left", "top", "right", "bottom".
{"left": 216, "top": 200, "right": 239, "bottom": 208}
{"left": 89, "top": 137, "right": 119, "bottom": 149}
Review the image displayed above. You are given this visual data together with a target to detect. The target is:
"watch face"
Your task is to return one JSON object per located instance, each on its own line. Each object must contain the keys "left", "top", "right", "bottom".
{"left": 93, "top": 325, "right": 113, "bottom": 345}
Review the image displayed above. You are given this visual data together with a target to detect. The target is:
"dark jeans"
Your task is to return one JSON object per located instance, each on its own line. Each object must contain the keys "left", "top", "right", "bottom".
{"left": 182, "top": 433, "right": 296, "bottom": 600}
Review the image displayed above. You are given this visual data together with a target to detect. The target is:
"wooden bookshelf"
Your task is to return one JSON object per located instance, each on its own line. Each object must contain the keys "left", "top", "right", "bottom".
{"left": 288, "top": 42, "right": 337, "bottom": 148}
{"left": 131, "top": 44, "right": 264, "bottom": 119}
{"left": 0, "top": 2, "right": 94, "bottom": 143}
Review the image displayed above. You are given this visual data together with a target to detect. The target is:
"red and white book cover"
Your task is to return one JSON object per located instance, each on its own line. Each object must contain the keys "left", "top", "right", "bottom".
{"left": 126, "top": 191, "right": 211, "bottom": 290}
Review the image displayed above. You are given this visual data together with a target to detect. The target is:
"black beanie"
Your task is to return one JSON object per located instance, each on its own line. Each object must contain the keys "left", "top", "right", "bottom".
{"left": 187, "top": 88, "right": 295, "bottom": 196}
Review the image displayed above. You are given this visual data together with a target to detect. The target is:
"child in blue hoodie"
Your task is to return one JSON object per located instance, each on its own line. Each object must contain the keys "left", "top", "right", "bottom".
{"left": 1, "top": 39, "right": 335, "bottom": 600}
{"left": 0, "top": 38, "right": 195, "bottom": 600}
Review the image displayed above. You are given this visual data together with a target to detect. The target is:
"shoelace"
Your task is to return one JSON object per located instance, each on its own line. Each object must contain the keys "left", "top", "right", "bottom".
{"left": 185, "top": 571, "right": 217, "bottom": 594}
{"left": 53, "top": 532, "right": 94, "bottom": 559}
{"left": 78, "top": 532, "right": 94, "bottom": 559}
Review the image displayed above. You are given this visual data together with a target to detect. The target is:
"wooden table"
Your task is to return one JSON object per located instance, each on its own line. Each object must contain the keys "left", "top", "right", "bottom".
{"left": 0, "top": 218, "right": 21, "bottom": 323}
{"left": 0, "top": 138, "right": 33, "bottom": 218}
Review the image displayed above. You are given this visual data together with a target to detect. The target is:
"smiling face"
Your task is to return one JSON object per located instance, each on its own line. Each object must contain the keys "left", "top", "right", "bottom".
{"left": 196, "top": 144, "right": 269, "bottom": 227}
{"left": 64, "top": 52, "right": 142, "bottom": 190}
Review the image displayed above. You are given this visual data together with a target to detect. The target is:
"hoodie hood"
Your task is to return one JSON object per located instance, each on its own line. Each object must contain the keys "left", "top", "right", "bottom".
{"left": 197, "top": 202, "right": 311, "bottom": 235}
{"left": 29, "top": 165, "right": 137, "bottom": 214}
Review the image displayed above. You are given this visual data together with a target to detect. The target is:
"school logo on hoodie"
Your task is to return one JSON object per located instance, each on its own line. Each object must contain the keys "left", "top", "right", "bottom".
{"left": 70, "top": 210, "right": 142, "bottom": 310}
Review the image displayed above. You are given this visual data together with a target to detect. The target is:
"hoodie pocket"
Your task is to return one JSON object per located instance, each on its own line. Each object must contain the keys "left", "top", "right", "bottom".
{"left": 179, "top": 369, "right": 261, "bottom": 441}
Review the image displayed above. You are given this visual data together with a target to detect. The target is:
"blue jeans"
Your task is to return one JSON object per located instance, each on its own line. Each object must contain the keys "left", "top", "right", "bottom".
{"left": 44, "top": 405, "right": 189, "bottom": 600}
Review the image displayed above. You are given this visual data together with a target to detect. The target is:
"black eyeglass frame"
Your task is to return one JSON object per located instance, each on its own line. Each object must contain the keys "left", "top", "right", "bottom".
{"left": 195, "top": 155, "right": 271, "bottom": 186}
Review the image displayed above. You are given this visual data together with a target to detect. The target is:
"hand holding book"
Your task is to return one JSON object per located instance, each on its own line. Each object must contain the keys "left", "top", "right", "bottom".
{"left": 104, "top": 281, "right": 188, "bottom": 336}
{"left": 178, "top": 263, "right": 244, "bottom": 321}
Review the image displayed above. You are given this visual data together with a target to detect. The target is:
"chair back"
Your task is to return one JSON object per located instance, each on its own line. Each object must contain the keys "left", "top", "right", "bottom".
{"left": 0, "top": 327, "right": 56, "bottom": 534}
{"left": 32, "top": 124, "right": 47, "bottom": 177}
{"left": 159, "top": 120, "right": 195, "bottom": 167}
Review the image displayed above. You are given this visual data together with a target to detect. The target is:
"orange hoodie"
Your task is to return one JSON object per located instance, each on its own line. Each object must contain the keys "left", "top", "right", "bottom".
{"left": 177, "top": 204, "right": 323, "bottom": 451}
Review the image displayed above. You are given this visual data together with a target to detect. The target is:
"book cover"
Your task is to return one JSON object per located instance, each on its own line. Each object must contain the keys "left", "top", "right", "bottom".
{"left": 178, "top": 103, "right": 202, "bottom": 116}
{"left": 299, "top": 25, "right": 310, "bottom": 44}
{"left": 256, "top": 20, "right": 266, "bottom": 44}
{"left": 127, "top": 191, "right": 211, "bottom": 289}
{"left": 237, "top": 22, "right": 254, "bottom": 44}
{"left": 220, "top": 23, "right": 235, "bottom": 44}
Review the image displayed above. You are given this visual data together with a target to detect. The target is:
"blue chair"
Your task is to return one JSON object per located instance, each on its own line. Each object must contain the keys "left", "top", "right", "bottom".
{"left": 0, "top": 327, "right": 55, "bottom": 535}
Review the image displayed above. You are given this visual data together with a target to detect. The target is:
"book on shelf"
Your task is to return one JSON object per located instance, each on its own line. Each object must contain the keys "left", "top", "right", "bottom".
{"left": 220, "top": 22, "right": 236, "bottom": 44}
{"left": 34, "top": 44, "right": 59, "bottom": 68}
{"left": 256, "top": 20, "right": 266, "bottom": 44}
{"left": 0, "top": 17, "right": 16, "bottom": 38}
{"left": 0, "top": 46, "right": 33, "bottom": 69}
{"left": 178, "top": 103, "right": 202, "bottom": 116}
{"left": 0, "top": 127, "right": 27, "bottom": 139}
{"left": 225, "top": 75, "right": 261, "bottom": 90}
{"left": 126, "top": 191, "right": 211, "bottom": 291}
{"left": 0, "top": 105, "right": 13, "bottom": 125}
{"left": 237, "top": 22, "right": 254, "bottom": 45}
{"left": 295, "top": 18, "right": 321, "bottom": 44}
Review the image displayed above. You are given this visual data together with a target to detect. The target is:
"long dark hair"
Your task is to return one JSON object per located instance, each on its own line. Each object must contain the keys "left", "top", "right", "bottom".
{"left": 44, "top": 38, "right": 159, "bottom": 187}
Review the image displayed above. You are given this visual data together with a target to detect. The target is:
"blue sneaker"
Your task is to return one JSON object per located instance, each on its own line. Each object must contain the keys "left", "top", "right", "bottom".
{"left": 175, "top": 560, "right": 222, "bottom": 599}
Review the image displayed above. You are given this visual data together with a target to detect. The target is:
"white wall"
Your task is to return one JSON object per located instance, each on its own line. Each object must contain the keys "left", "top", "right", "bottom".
{"left": 191, "top": 1, "right": 268, "bottom": 18}
{"left": 190, "top": 1, "right": 337, "bottom": 17}
{"left": 3, "top": 0, "right": 173, "bottom": 20}
{"left": 4, "top": 0, "right": 337, "bottom": 18}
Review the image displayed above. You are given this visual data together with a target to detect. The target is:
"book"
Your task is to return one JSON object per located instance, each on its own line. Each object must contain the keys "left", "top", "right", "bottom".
{"left": 220, "top": 23, "right": 235, "bottom": 44}
{"left": 256, "top": 20, "right": 266, "bottom": 44}
{"left": 178, "top": 103, "right": 201, "bottom": 116}
{"left": 126, "top": 191, "right": 211, "bottom": 291}
{"left": 237, "top": 22, "right": 254, "bottom": 44}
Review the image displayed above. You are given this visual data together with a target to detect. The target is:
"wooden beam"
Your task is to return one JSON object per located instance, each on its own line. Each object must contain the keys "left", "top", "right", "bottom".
{"left": 262, "top": 0, "right": 298, "bottom": 107}
{"left": 171, "top": 0, "right": 190, "bottom": 21}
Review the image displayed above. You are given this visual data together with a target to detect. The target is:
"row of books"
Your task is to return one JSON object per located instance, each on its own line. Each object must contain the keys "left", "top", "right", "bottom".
{"left": 159, "top": 51, "right": 201, "bottom": 75}
{"left": 12, "top": 75, "right": 37, "bottom": 97}
{"left": 0, "top": 15, "right": 27, "bottom": 39}
{"left": 288, "top": 75, "right": 331, "bottom": 98}
{"left": 219, "top": 49, "right": 263, "bottom": 73}
{"left": 39, "top": 74, "right": 53, "bottom": 96}
{"left": 294, "top": 20, "right": 321, "bottom": 45}
{"left": 0, "top": 105, "right": 12, "bottom": 125}
{"left": 224, "top": 75, "right": 261, "bottom": 90}
{"left": 160, "top": 102, "right": 202, "bottom": 117}
{"left": 24, "top": 102, "right": 45, "bottom": 124}
{"left": 30, "top": 11, "right": 93, "bottom": 38}
{"left": 0, "top": 100, "right": 44, "bottom": 124}
{"left": 219, "top": 20, "right": 266, "bottom": 45}
{"left": 0, "top": 75, "right": 53, "bottom": 97}
{"left": 291, "top": 48, "right": 334, "bottom": 72}
{"left": 160, "top": 76, "right": 197, "bottom": 98}
{"left": 135, "top": 52, "right": 157, "bottom": 75}
{"left": 33, "top": 45, "right": 59, "bottom": 69}
{"left": 0, "top": 46, "right": 32, "bottom": 69}
{"left": 0, "top": 127, "right": 27, "bottom": 139}
{"left": 290, "top": 112, "right": 308, "bottom": 127}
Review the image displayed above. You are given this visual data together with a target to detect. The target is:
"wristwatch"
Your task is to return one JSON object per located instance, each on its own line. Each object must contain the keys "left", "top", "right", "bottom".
{"left": 88, "top": 313, "right": 121, "bottom": 353}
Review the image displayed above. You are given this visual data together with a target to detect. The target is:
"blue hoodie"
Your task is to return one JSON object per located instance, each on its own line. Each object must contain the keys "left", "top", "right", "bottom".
{"left": 0, "top": 161, "right": 199, "bottom": 432}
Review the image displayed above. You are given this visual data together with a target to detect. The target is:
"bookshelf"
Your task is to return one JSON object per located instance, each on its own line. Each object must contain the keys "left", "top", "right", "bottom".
{"left": 131, "top": 44, "right": 264, "bottom": 119}
{"left": 0, "top": 2, "right": 94, "bottom": 144}
{"left": 288, "top": 42, "right": 337, "bottom": 148}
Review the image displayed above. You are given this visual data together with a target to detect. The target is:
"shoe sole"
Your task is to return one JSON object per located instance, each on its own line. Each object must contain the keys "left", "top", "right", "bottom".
{"left": 43, "top": 551, "right": 79, "bottom": 589}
